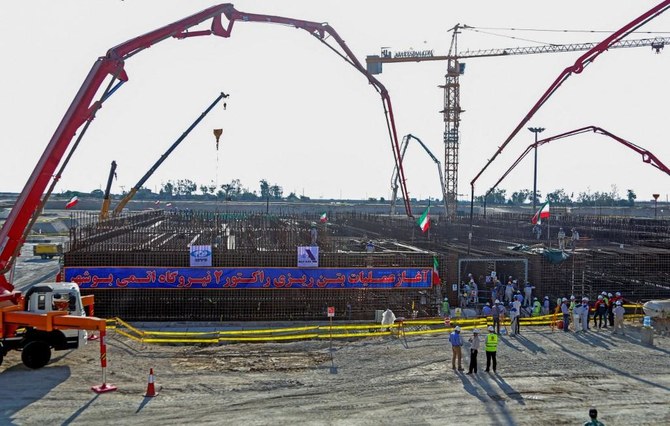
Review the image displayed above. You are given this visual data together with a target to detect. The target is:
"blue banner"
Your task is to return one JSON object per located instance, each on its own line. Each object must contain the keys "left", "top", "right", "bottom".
{"left": 64, "top": 267, "right": 433, "bottom": 289}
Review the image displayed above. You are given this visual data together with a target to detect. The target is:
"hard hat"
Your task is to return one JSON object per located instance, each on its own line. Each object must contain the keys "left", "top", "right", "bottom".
{"left": 562, "top": 297, "right": 568, "bottom": 302}
{"left": 608, "top": 293, "right": 613, "bottom": 297}
{"left": 601, "top": 291, "right": 607, "bottom": 295}
{"left": 570, "top": 295, "right": 575, "bottom": 300}
{"left": 544, "top": 296, "right": 549, "bottom": 299}
{"left": 494, "top": 299, "right": 500, "bottom": 304}
{"left": 598, "top": 295, "right": 603, "bottom": 299}
{"left": 486, "top": 302, "right": 490, "bottom": 306}
{"left": 533, "top": 297, "right": 538, "bottom": 300}
{"left": 616, "top": 300, "right": 622, "bottom": 305}
{"left": 473, "top": 328, "right": 480, "bottom": 334}
{"left": 455, "top": 326, "right": 461, "bottom": 332}
{"left": 488, "top": 326, "right": 494, "bottom": 332}
{"left": 615, "top": 291, "right": 621, "bottom": 296}
{"left": 582, "top": 297, "right": 589, "bottom": 301}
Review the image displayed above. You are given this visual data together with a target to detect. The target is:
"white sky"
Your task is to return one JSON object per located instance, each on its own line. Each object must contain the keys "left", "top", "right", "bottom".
{"left": 1, "top": 1, "right": 669, "bottom": 202}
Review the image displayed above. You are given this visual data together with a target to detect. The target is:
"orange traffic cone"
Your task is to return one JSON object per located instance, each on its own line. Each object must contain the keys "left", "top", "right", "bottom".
{"left": 144, "top": 368, "right": 158, "bottom": 397}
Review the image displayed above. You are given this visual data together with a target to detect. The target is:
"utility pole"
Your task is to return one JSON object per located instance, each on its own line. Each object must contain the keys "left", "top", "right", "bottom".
{"left": 528, "top": 127, "right": 545, "bottom": 213}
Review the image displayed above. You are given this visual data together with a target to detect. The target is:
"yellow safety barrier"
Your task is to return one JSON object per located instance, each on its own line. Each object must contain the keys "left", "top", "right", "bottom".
{"left": 102, "top": 310, "right": 649, "bottom": 345}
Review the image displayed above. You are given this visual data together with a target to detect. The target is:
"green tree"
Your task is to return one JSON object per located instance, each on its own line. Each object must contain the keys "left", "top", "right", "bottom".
{"left": 90, "top": 189, "right": 104, "bottom": 198}
{"left": 270, "top": 185, "right": 283, "bottom": 200}
{"left": 286, "top": 192, "right": 299, "bottom": 202}
{"left": 259, "top": 179, "right": 270, "bottom": 199}
{"left": 160, "top": 181, "right": 175, "bottom": 198}
{"left": 546, "top": 189, "right": 572, "bottom": 205}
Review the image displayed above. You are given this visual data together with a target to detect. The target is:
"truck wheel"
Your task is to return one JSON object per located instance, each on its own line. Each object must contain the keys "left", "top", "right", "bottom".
{"left": 22, "top": 340, "right": 51, "bottom": 369}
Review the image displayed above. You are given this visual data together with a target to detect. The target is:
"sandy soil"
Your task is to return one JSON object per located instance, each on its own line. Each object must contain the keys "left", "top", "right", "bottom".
{"left": 1, "top": 322, "right": 668, "bottom": 426}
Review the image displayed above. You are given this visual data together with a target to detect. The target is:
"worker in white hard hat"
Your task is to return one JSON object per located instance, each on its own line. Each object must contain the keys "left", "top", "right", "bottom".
{"left": 561, "top": 297, "right": 571, "bottom": 332}
{"left": 542, "top": 296, "right": 550, "bottom": 315}
{"left": 532, "top": 297, "right": 542, "bottom": 317}
{"left": 484, "top": 325, "right": 498, "bottom": 373}
{"left": 580, "top": 297, "right": 590, "bottom": 332}
{"left": 467, "top": 328, "right": 481, "bottom": 374}
{"left": 594, "top": 295, "right": 607, "bottom": 329}
{"left": 449, "top": 325, "right": 464, "bottom": 371}
{"left": 612, "top": 300, "right": 626, "bottom": 335}
{"left": 607, "top": 292, "right": 615, "bottom": 327}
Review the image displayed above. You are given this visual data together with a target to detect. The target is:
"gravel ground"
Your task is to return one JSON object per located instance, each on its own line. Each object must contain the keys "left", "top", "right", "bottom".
{"left": 1, "top": 322, "right": 668, "bottom": 425}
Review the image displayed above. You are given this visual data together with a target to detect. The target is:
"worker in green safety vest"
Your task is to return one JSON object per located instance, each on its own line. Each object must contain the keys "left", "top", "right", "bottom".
{"left": 532, "top": 297, "right": 542, "bottom": 316}
{"left": 484, "top": 325, "right": 498, "bottom": 373}
{"left": 441, "top": 297, "right": 450, "bottom": 317}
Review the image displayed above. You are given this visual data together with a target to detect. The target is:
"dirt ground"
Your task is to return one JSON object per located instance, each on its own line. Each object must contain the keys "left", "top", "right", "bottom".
{"left": 1, "top": 321, "right": 668, "bottom": 425}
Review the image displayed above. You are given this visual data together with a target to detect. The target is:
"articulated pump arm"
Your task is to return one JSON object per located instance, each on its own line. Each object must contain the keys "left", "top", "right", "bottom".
{"left": 485, "top": 125, "right": 670, "bottom": 197}
{"left": 0, "top": 3, "right": 412, "bottom": 298}
{"left": 391, "top": 134, "right": 448, "bottom": 216}
{"left": 470, "top": 0, "right": 670, "bottom": 192}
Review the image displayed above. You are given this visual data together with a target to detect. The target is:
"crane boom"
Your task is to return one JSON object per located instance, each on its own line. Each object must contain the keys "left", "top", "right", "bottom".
{"left": 112, "top": 92, "right": 228, "bottom": 217}
{"left": 0, "top": 3, "right": 413, "bottom": 297}
{"left": 391, "top": 134, "right": 448, "bottom": 216}
{"left": 99, "top": 160, "right": 117, "bottom": 221}
{"left": 366, "top": 35, "right": 669, "bottom": 68}
{"left": 366, "top": 4, "right": 670, "bottom": 222}
{"left": 485, "top": 126, "right": 670, "bottom": 198}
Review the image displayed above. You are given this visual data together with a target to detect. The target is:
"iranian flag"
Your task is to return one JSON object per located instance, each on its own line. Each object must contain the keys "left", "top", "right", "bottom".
{"left": 65, "top": 196, "right": 79, "bottom": 209}
{"left": 531, "top": 201, "right": 550, "bottom": 225}
{"left": 417, "top": 208, "right": 430, "bottom": 233}
{"left": 432, "top": 256, "right": 441, "bottom": 285}
{"left": 319, "top": 212, "right": 327, "bottom": 223}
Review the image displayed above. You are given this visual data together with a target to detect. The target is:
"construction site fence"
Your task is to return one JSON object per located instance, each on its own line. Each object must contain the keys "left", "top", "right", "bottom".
{"left": 104, "top": 304, "right": 645, "bottom": 345}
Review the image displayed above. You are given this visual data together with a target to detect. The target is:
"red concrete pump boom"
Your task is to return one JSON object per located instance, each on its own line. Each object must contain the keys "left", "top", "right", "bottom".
{"left": 0, "top": 4, "right": 412, "bottom": 300}
{"left": 485, "top": 125, "right": 670, "bottom": 197}
{"left": 470, "top": 0, "right": 670, "bottom": 191}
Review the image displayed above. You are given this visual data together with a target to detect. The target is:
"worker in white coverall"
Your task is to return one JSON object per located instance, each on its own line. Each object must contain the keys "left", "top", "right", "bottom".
{"left": 580, "top": 298, "right": 590, "bottom": 332}
{"left": 381, "top": 308, "right": 396, "bottom": 332}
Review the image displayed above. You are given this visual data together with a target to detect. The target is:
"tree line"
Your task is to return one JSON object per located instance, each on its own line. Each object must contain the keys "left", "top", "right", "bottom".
{"left": 477, "top": 185, "right": 637, "bottom": 206}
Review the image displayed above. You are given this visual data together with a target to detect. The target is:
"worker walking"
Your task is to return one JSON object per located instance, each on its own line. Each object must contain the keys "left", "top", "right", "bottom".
{"left": 484, "top": 326, "right": 498, "bottom": 373}
{"left": 491, "top": 300, "right": 502, "bottom": 334}
{"left": 612, "top": 300, "right": 626, "bottom": 335}
{"left": 580, "top": 298, "right": 590, "bottom": 332}
{"left": 542, "top": 296, "right": 550, "bottom": 315}
{"left": 449, "top": 325, "right": 464, "bottom": 371}
{"left": 467, "top": 328, "right": 480, "bottom": 374}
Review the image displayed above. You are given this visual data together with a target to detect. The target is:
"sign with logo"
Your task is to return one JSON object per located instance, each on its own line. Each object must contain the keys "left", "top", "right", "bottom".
{"left": 189, "top": 245, "right": 212, "bottom": 267}
{"left": 297, "top": 246, "right": 319, "bottom": 268}
{"left": 327, "top": 306, "right": 335, "bottom": 318}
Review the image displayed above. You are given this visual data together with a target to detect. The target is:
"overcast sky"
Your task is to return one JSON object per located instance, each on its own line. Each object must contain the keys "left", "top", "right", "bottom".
{"left": 2, "top": 1, "right": 669, "bottom": 203}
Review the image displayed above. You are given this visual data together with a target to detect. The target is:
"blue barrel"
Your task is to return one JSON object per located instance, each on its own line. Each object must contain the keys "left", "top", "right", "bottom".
{"left": 643, "top": 316, "right": 652, "bottom": 327}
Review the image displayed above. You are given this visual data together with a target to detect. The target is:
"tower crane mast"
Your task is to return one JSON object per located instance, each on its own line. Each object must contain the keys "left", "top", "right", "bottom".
{"left": 367, "top": 25, "right": 670, "bottom": 220}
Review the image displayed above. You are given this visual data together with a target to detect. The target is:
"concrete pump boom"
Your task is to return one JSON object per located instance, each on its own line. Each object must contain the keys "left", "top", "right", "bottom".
{"left": 0, "top": 3, "right": 412, "bottom": 299}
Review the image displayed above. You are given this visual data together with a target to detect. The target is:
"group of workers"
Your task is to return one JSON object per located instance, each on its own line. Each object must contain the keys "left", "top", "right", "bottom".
{"left": 448, "top": 325, "right": 498, "bottom": 374}
{"left": 560, "top": 291, "right": 626, "bottom": 334}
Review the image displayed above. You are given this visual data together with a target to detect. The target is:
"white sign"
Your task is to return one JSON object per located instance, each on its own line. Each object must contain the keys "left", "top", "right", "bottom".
{"left": 190, "top": 244, "right": 212, "bottom": 267}
{"left": 327, "top": 306, "right": 335, "bottom": 318}
{"left": 297, "top": 246, "right": 319, "bottom": 268}
{"left": 452, "top": 284, "right": 458, "bottom": 292}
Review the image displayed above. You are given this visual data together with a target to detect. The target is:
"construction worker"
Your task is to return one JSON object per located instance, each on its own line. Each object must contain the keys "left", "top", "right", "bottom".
{"left": 441, "top": 297, "right": 450, "bottom": 318}
{"left": 594, "top": 295, "right": 607, "bottom": 329}
{"left": 583, "top": 407, "right": 605, "bottom": 426}
{"left": 607, "top": 292, "right": 615, "bottom": 327}
{"left": 491, "top": 300, "right": 502, "bottom": 334}
{"left": 381, "top": 308, "right": 396, "bottom": 332}
{"left": 557, "top": 227, "right": 566, "bottom": 250}
{"left": 484, "top": 325, "right": 498, "bottom": 373}
{"left": 532, "top": 297, "right": 542, "bottom": 316}
{"left": 580, "top": 297, "right": 590, "bottom": 332}
{"left": 512, "top": 297, "right": 521, "bottom": 335}
{"left": 542, "top": 296, "right": 550, "bottom": 315}
{"left": 482, "top": 302, "right": 491, "bottom": 317}
{"left": 569, "top": 295, "right": 577, "bottom": 331}
{"left": 523, "top": 282, "right": 533, "bottom": 307}
{"left": 449, "top": 325, "right": 464, "bottom": 371}
{"left": 561, "top": 297, "right": 570, "bottom": 332}
{"left": 508, "top": 301, "right": 518, "bottom": 336}
{"left": 571, "top": 227, "right": 580, "bottom": 251}
{"left": 467, "top": 328, "right": 480, "bottom": 375}
{"left": 612, "top": 300, "right": 626, "bottom": 335}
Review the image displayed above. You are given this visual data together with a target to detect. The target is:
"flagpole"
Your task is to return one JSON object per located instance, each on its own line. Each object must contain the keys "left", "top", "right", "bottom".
{"left": 547, "top": 205, "right": 551, "bottom": 247}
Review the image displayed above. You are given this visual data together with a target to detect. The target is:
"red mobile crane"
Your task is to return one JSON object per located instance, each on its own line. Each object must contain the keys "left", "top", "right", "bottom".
{"left": 367, "top": 1, "right": 670, "bottom": 219}
{"left": 0, "top": 4, "right": 411, "bottom": 371}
